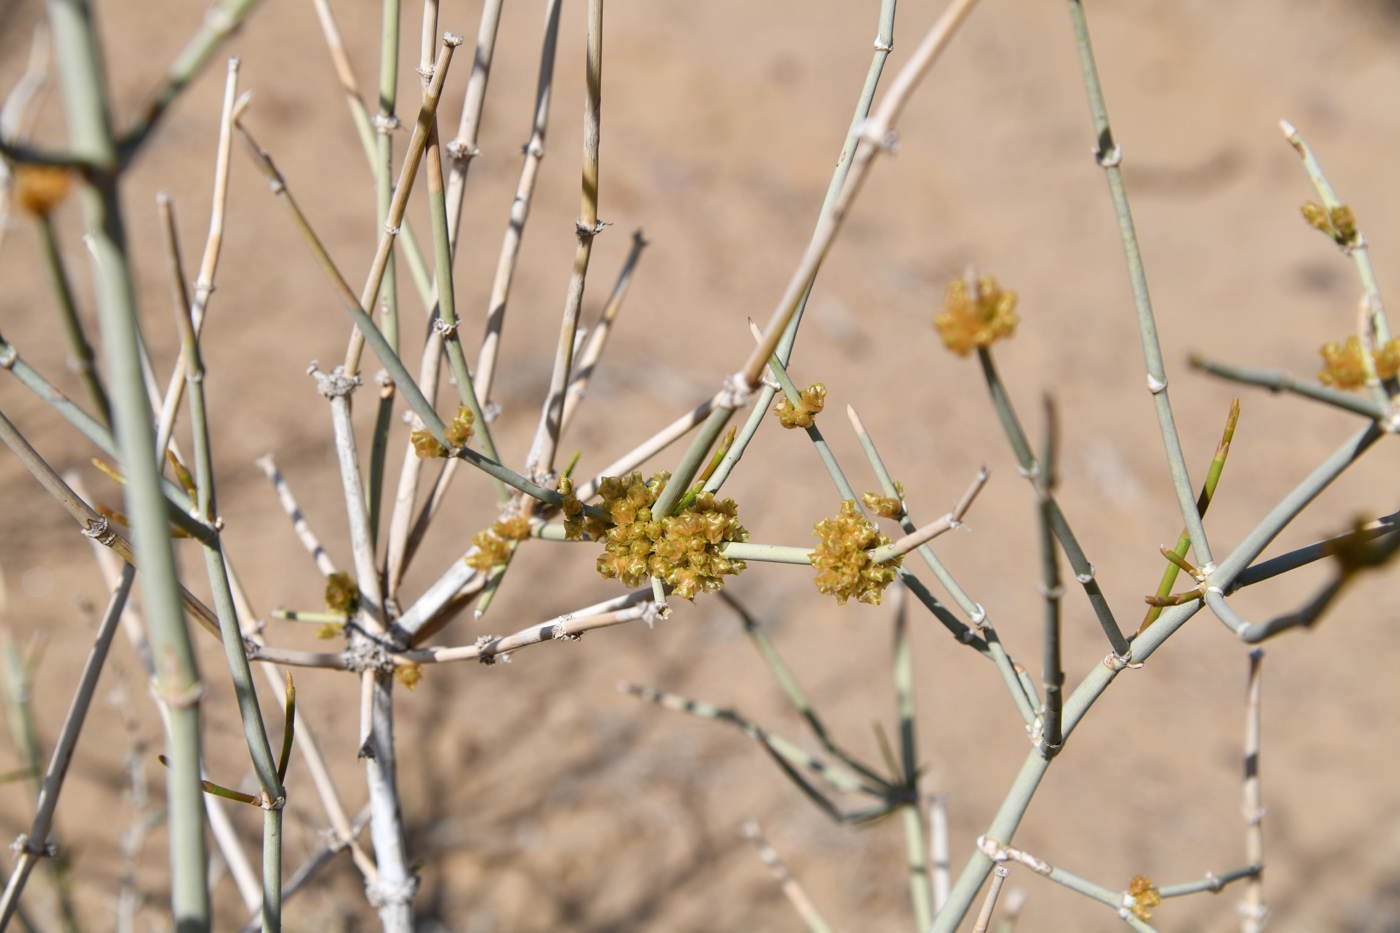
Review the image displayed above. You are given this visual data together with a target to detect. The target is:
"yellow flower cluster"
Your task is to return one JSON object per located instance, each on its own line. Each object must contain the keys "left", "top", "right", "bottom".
{"left": 14, "top": 165, "right": 71, "bottom": 217}
{"left": 774, "top": 383, "right": 827, "bottom": 429}
{"left": 1127, "top": 875, "right": 1161, "bottom": 921}
{"left": 466, "top": 516, "right": 531, "bottom": 571}
{"left": 809, "top": 500, "right": 902, "bottom": 606}
{"left": 445, "top": 405, "right": 475, "bottom": 447}
{"left": 591, "top": 471, "right": 747, "bottom": 599}
{"left": 1302, "top": 201, "right": 1358, "bottom": 248}
{"left": 932, "top": 276, "right": 1019, "bottom": 356}
{"left": 1318, "top": 335, "right": 1400, "bottom": 390}
{"left": 324, "top": 571, "right": 358, "bottom": 614}
{"left": 319, "top": 571, "right": 357, "bottom": 639}
{"left": 410, "top": 405, "right": 475, "bottom": 459}
{"left": 862, "top": 481, "right": 905, "bottom": 519}
{"left": 559, "top": 475, "right": 607, "bottom": 542}
{"left": 395, "top": 664, "right": 423, "bottom": 691}
{"left": 410, "top": 428, "right": 446, "bottom": 459}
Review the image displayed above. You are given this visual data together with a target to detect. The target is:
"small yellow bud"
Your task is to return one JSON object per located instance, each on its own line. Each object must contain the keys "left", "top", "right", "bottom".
{"left": 1127, "top": 876, "right": 1161, "bottom": 920}
{"left": 14, "top": 165, "right": 71, "bottom": 217}
{"left": 324, "top": 571, "right": 358, "bottom": 614}
{"left": 445, "top": 405, "right": 475, "bottom": 447}
{"left": 774, "top": 383, "right": 827, "bottom": 429}
{"left": 1318, "top": 336, "right": 1370, "bottom": 390}
{"left": 410, "top": 428, "right": 447, "bottom": 459}
{"left": 395, "top": 664, "right": 423, "bottom": 690}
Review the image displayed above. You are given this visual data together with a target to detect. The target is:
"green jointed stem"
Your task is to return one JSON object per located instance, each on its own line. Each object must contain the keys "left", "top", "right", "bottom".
{"left": 425, "top": 123, "right": 508, "bottom": 503}
{"left": 1066, "top": 0, "right": 1213, "bottom": 570}
{"left": 262, "top": 809, "right": 283, "bottom": 933}
{"left": 37, "top": 214, "right": 110, "bottom": 426}
{"left": 1191, "top": 353, "right": 1386, "bottom": 421}
{"left": 1036, "top": 400, "right": 1064, "bottom": 758}
{"left": 722, "top": 593, "right": 891, "bottom": 790}
{"left": 1233, "top": 513, "right": 1399, "bottom": 590}
{"left": 0, "top": 325, "right": 216, "bottom": 542}
{"left": 49, "top": 0, "right": 209, "bottom": 921}
{"left": 168, "top": 204, "right": 284, "bottom": 931}
{"left": 239, "top": 126, "right": 587, "bottom": 517}
{"left": 893, "top": 593, "right": 934, "bottom": 932}
{"left": 165, "top": 196, "right": 283, "bottom": 802}
{"left": 1143, "top": 399, "right": 1238, "bottom": 631}
{"left": 710, "top": 0, "right": 895, "bottom": 490}
{"left": 978, "top": 348, "right": 1129, "bottom": 657}
{"left": 365, "top": 0, "right": 402, "bottom": 552}
{"left": 847, "top": 405, "right": 1039, "bottom": 724}
{"left": 652, "top": 407, "right": 735, "bottom": 519}
{"left": 118, "top": 0, "right": 264, "bottom": 160}
{"left": 937, "top": 396, "right": 1380, "bottom": 932}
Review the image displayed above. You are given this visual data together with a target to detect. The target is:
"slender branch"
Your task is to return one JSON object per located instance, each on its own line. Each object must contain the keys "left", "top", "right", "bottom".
{"left": 475, "top": 0, "right": 564, "bottom": 403}
{"left": 739, "top": 821, "right": 834, "bottom": 933}
{"left": 1190, "top": 354, "right": 1386, "bottom": 422}
{"left": 847, "top": 404, "right": 1038, "bottom": 724}
{"left": 559, "top": 229, "right": 649, "bottom": 434}
{"left": 344, "top": 34, "right": 463, "bottom": 376}
{"left": 1065, "top": 0, "right": 1212, "bottom": 567}
{"left": 0, "top": 564, "right": 134, "bottom": 930}
{"left": 977, "top": 347, "right": 1128, "bottom": 657}
{"left": 523, "top": 0, "right": 605, "bottom": 479}
{"left": 154, "top": 59, "right": 242, "bottom": 458}
{"left": 971, "top": 866, "right": 1009, "bottom": 933}
{"left": 118, "top": 0, "right": 264, "bottom": 159}
{"left": 893, "top": 586, "right": 934, "bottom": 932}
{"left": 0, "top": 408, "right": 222, "bottom": 638}
{"left": 444, "top": 0, "right": 505, "bottom": 244}
{"left": 1035, "top": 398, "right": 1063, "bottom": 760}
{"left": 1240, "top": 650, "right": 1267, "bottom": 933}
{"left": 737, "top": 0, "right": 981, "bottom": 391}
{"left": 255, "top": 454, "right": 339, "bottom": 577}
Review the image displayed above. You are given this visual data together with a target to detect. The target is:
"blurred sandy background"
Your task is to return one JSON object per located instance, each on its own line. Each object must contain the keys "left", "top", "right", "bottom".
{"left": 3, "top": 0, "right": 1400, "bottom": 929}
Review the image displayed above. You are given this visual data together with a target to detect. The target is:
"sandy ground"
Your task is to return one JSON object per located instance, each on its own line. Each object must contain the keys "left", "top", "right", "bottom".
{"left": 3, "top": 0, "right": 1400, "bottom": 930}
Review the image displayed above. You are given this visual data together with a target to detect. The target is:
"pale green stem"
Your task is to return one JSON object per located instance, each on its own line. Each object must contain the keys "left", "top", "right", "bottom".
{"left": 894, "top": 588, "right": 933, "bottom": 932}
{"left": 523, "top": 0, "right": 604, "bottom": 479}
{"left": 1190, "top": 353, "right": 1386, "bottom": 421}
{"left": 36, "top": 214, "right": 109, "bottom": 426}
{"left": 1065, "top": 0, "right": 1211, "bottom": 569}
{"left": 978, "top": 347, "right": 1128, "bottom": 657}
{"left": 164, "top": 197, "right": 284, "bottom": 929}
{"left": 261, "top": 810, "right": 282, "bottom": 933}
{"left": 710, "top": 0, "right": 895, "bottom": 486}
{"left": 846, "top": 404, "right": 1038, "bottom": 723}
{"left": 424, "top": 120, "right": 507, "bottom": 501}
{"left": 117, "top": 0, "right": 263, "bottom": 158}
{"left": 48, "top": 0, "right": 209, "bottom": 921}
{"left": 364, "top": 0, "right": 400, "bottom": 552}
{"left": 0, "top": 325, "right": 215, "bottom": 542}
{"left": 0, "top": 564, "right": 133, "bottom": 932}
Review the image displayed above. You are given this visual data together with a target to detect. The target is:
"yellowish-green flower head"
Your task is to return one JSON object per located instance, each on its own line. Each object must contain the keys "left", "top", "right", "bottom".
{"left": 591, "top": 471, "right": 747, "bottom": 599}
{"left": 774, "top": 383, "right": 826, "bottom": 429}
{"left": 932, "top": 276, "right": 1019, "bottom": 357}
{"left": 810, "top": 500, "right": 902, "bottom": 606}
